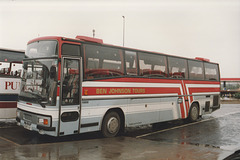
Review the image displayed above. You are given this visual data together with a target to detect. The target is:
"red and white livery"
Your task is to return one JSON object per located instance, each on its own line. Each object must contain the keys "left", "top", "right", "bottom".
{"left": 16, "top": 36, "right": 220, "bottom": 137}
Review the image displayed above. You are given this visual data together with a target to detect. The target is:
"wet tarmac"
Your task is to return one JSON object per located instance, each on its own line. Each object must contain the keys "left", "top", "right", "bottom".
{"left": 0, "top": 104, "right": 240, "bottom": 160}
{"left": 140, "top": 113, "right": 240, "bottom": 151}
{"left": 0, "top": 136, "right": 232, "bottom": 160}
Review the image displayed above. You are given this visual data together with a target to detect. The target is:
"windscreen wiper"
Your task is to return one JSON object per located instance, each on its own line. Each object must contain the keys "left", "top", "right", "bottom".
{"left": 38, "top": 100, "right": 46, "bottom": 108}
{"left": 28, "top": 92, "right": 47, "bottom": 108}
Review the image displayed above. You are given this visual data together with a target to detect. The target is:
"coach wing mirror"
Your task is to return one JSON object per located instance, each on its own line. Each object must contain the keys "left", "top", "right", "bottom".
{"left": 50, "top": 66, "right": 57, "bottom": 79}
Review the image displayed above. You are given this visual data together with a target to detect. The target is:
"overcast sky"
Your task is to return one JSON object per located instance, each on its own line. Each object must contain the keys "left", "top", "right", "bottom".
{"left": 0, "top": 0, "right": 240, "bottom": 78}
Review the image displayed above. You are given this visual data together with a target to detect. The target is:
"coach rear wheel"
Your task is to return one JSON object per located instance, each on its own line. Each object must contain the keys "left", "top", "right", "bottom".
{"left": 188, "top": 103, "right": 199, "bottom": 122}
{"left": 101, "top": 111, "right": 121, "bottom": 138}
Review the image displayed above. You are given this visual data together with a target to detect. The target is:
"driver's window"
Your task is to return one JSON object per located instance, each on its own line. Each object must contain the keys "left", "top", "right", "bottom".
{"left": 62, "top": 59, "right": 80, "bottom": 105}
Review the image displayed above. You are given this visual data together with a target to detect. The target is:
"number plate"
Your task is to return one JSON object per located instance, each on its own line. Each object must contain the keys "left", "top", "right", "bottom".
{"left": 24, "top": 121, "right": 32, "bottom": 130}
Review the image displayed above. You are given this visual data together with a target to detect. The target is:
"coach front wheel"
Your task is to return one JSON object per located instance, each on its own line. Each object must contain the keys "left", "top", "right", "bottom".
{"left": 101, "top": 111, "right": 121, "bottom": 138}
{"left": 188, "top": 103, "right": 199, "bottom": 122}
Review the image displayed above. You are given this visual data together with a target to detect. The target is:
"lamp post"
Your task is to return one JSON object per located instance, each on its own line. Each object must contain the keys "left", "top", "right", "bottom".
{"left": 122, "top": 16, "right": 125, "bottom": 47}
{"left": 93, "top": 29, "right": 95, "bottom": 38}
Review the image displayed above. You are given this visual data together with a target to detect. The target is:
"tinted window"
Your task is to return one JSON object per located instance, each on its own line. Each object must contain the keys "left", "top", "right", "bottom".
{"left": 26, "top": 41, "right": 57, "bottom": 58}
{"left": 204, "top": 63, "right": 219, "bottom": 81}
{"left": 139, "top": 52, "right": 167, "bottom": 78}
{"left": 62, "top": 59, "right": 80, "bottom": 105}
{"left": 20, "top": 58, "right": 58, "bottom": 106}
{"left": 84, "top": 44, "right": 124, "bottom": 80}
{"left": 168, "top": 57, "right": 188, "bottom": 79}
{"left": 188, "top": 60, "right": 204, "bottom": 80}
{"left": 62, "top": 44, "right": 81, "bottom": 56}
{"left": 125, "top": 51, "right": 137, "bottom": 76}
{"left": 0, "top": 50, "right": 24, "bottom": 62}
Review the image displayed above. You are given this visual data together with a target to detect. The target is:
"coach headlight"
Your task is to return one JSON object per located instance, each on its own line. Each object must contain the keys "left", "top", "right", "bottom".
{"left": 37, "top": 116, "right": 51, "bottom": 127}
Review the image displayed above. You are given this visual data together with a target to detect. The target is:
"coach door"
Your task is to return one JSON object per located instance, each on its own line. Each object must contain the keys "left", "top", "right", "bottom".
{"left": 58, "top": 57, "right": 82, "bottom": 136}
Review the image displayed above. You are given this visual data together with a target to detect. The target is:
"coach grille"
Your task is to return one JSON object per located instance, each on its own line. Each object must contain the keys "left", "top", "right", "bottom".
{"left": 23, "top": 113, "right": 32, "bottom": 121}
{"left": 21, "top": 111, "right": 38, "bottom": 124}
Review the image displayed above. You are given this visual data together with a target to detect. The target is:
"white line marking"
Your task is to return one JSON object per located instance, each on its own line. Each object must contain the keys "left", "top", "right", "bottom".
{"left": 136, "top": 118, "right": 215, "bottom": 139}
{"left": 136, "top": 110, "right": 240, "bottom": 139}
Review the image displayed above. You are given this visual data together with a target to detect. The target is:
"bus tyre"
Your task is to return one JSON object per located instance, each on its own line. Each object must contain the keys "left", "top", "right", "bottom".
{"left": 101, "top": 111, "right": 121, "bottom": 138}
{"left": 188, "top": 103, "right": 199, "bottom": 122}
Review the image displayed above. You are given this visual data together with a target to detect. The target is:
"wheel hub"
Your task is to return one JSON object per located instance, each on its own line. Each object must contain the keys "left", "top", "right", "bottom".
{"left": 191, "top": 106, "right": 198, "bottom": 120}
{"left": 107, "top": 117, "right": 119, "bottom": 134}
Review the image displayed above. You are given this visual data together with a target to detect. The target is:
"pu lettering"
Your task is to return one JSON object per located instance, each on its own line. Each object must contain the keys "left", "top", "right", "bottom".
{"left": 5, "top": 81, "right": 20, "bottom": 90}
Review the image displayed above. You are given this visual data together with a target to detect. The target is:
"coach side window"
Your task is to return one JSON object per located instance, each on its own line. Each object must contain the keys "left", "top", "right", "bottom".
{"left": 204, "top": 63, "right": 219, "bottom": 81}
{"left": 62, "top": 44, "right": 81, "bottom": 56}
{"left": 139, "top": 52, "right": 167, "bottom": 78}
{"left": 168, "top": 57, "right": 188, "bottom": 79}
{"left": 84, "top": 44, "right": 124, "bottom": 80}
{"left": 188, "top": 60, "right": 204, "bottom": 80}
{"left": 0, "top": 62, "right": 10, "bottom": 75}
{"left": 125, "top": 51, "right": 138, "bottom": 76}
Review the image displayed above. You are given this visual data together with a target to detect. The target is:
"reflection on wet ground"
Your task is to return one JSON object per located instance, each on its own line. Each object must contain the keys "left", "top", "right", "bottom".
{"left": 0, "top": 125, "right": 102, "bottom": 145}
{"left": 0, "top": 136, "right": 229, "bottom": 160}
{"left": 130, "top": 105, "right": 240, "bottom": 152}
{"left": 142, "top": 119, "right": 222, "bottom": 147}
